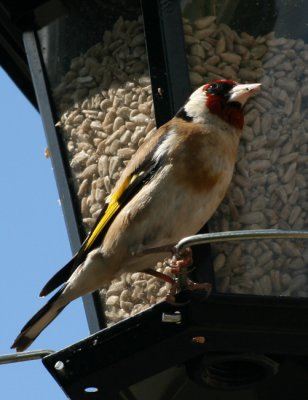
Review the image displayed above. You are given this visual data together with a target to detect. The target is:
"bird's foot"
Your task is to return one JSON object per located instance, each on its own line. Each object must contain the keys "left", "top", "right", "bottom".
{"left": 143, "top": 245, "right": 211, "bottom": 304}
{"left": 165, "top": 278, "right": 212, "bottom": 304}
{"left": 140, "top": 244, "right": 193, "bottom": 275}
{"left": 169, "top": 247, "right": 193, "bottom": 275}
{"left": 184, "top": 279, "right": 212, "bottom": 296}
{"left": 143, "top": 268, "right": 175, "bottom": 285}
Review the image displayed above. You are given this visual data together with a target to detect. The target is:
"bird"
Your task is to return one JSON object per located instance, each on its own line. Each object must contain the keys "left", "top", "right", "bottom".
{"left": 11, "top": 79, "right": 261, "bottom": 351}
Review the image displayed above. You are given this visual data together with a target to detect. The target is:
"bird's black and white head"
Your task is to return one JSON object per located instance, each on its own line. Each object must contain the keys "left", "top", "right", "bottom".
{"left": 177, "top": 79, "right": 261, "bottom": 130}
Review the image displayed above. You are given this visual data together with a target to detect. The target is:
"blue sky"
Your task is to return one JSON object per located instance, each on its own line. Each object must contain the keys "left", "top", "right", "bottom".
{"left": 0, "top": 67, "right": 89, "bottom": 398}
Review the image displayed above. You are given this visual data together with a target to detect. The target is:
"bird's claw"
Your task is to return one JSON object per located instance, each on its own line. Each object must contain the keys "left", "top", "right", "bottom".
{"left": 143, "top": 245, "right": 211, "bottom": 304}
{"left": 165, "top": 278, "right": 212, "bottom": 305}
{"left": 169, "top": 247, "right": 193, "bottom": 274}
{"left": 185, "top": 279, "right": 212, "bottom": 293}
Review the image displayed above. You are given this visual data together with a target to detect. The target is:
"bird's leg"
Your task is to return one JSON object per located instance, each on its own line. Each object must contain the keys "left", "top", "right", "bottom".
{"left": 143, "top": 268, "right": 175, "bottom": 285}
{"left": 142, "top": 245, "right": 212, "bottom": 302}
{"left": 143, "top": 247, "right": 199, "bottom": 303}
{"left": 143, "top": 267, "right": 177, "bottom": 303}
{"left": 141, "top": 244, "right": 193, "bottom": 274}
{"left": 142, "top": 245, "right": 192, "bottom": 302}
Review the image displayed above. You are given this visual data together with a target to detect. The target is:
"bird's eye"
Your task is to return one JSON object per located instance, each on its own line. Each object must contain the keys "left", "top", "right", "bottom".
{"left": 210, "top": 83, "right": 218, "bottom": 90}
{"left": 207, "top": 83, "right": 220, "bottom": 94}
{"left": 206, "top": 81, "right": 234, "bottom": 97}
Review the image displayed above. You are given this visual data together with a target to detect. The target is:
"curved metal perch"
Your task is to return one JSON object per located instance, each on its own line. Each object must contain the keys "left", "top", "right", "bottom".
{"left": 0, "top": 350, "right": 54, "bottom": 365}
{"left": 175, "top": 228, "right": 308, "bottom": 258}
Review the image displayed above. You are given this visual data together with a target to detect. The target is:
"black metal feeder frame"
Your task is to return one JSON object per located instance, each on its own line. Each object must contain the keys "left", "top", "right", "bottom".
{"left": 1, "top": 0, "right": 308, "bottom": 399}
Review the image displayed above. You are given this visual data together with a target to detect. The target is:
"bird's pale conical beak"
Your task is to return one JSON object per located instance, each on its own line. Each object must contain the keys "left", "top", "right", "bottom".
{"left": 228, "top": 83, "right": 261, "bottom": 105}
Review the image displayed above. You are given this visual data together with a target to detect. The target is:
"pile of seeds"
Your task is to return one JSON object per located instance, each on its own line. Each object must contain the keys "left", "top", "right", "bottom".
{"left": 103, "top": 262, "right": 172, "bottom": 323}
{"left": 54, "top": 15, "right": 308, "bottom": 324}
{"left": 54, "top": 17, "right": 155, "bottom": 229}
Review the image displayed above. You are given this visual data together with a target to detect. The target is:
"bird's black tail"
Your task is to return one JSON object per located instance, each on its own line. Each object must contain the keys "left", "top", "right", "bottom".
{"left": 11, "top": 287, "right": 67, "bottom": 352}
{"left": 40, "top": 256, "right": 77, "bottom": 297}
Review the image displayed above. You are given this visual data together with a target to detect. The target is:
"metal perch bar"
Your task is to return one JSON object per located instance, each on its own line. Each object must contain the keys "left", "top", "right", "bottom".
{"left": 0, "top": 350, "right": 54, "bottom": 365}
{"left": 175, "top": 229, "right": 308, "bottom": 258}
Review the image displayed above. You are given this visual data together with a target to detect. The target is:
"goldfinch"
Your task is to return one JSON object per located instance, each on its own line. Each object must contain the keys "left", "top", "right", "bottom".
{"left": 11, "top": 79, "right": 261, "bottom": 351}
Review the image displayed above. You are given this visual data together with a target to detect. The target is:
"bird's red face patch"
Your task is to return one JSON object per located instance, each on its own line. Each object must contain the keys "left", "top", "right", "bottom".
{"left": 202, "top": 80, "right": 244, "bottom": 129}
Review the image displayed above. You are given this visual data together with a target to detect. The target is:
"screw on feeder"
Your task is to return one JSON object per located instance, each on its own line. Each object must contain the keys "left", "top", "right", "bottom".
{"left": 192, "top": 336, "right": 206, "bottom": 344}
{"left": 161, "top": 311, "right": 182, "bottom": 324}
{"left": 84, "top": 386, "right": 99, "bottom": 393}
{"left": 54, "top": 360, "right": 65, "bottom": 372}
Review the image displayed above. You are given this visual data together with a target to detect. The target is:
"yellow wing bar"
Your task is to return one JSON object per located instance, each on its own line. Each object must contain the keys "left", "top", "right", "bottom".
{"left": 84, "top": 174, "right": 135, "bottom": 251}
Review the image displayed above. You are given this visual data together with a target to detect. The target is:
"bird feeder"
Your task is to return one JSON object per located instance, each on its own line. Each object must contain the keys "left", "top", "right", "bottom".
{"left": 1, "top": 0, "right": 308, "bottom": 399}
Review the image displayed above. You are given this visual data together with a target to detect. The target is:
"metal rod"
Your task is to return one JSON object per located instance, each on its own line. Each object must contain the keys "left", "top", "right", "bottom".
{"left": 0, "top": 350, "right": 54, "bottom": 365}
{"left": 141, "top": 0, "right": 191, "bottom": 125}
{"left": 175, "top": 229, "right": 308, "bottom": 257}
